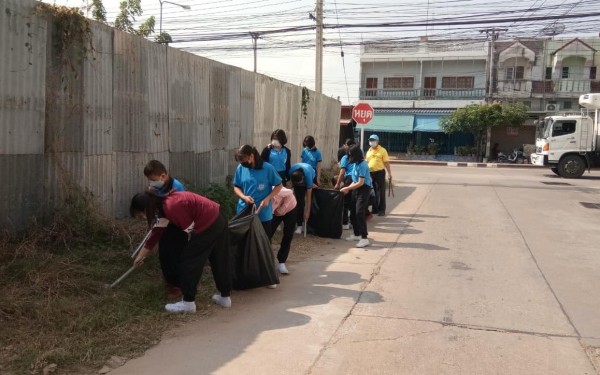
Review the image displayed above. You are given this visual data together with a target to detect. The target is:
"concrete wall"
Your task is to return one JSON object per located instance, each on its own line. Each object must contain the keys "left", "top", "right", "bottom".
{"left": 0, "top": 0, "right": 340, "bottom": 229}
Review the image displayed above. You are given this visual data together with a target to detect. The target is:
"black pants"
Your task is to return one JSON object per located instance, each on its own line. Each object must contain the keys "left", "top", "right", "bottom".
{"left": 293, "top": 185, "right": 307, "bottom": 226}
{"left": 261, "top": 220, "right": 271, "bottom": 240}
{"left": 158, "top": 223, "right": 189, "bottom": 287}
{"left": 342, "top": 176, "right": 352, "bottom": 225}
{"left": 370, "top": 169, "right": 386, "bottom": 214}
{"left": 270, "top": 208, "right": 297, "bottom": 263}
{"left": 350, "top": 185, "right": 371, "bottom": 239}
{"left": 180, "top": 213, "right": 232, "bottom": 301}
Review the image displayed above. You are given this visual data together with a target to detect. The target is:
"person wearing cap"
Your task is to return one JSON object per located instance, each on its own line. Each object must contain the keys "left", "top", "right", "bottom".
{"left": 365, "top": 134, "right": 392, "bottom": 216}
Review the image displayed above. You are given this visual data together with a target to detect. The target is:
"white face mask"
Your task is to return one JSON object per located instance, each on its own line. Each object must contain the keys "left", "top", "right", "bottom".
{"left": 369, "top": 141, "right": 378, "bottom": 147}
{"left": 271, "top": 140, "right": 281, "bottom": 148}
{"left": 149, "top": 180, "right": 165, "bottom": 189}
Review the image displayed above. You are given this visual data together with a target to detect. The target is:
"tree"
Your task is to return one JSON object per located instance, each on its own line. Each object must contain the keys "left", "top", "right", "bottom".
{"left": 90, "top": 0, "right": 106, "bottom": 22}
{"left": 155, "top": 31, "right": 173, "bottom": 44}
{"left": 89, "top": 0, "right": 165, "bottom": 42}
{"left": 136, "top": 16, "right": 155, "bottom": 37}
{"left": 440, "top": 102, "right": 529, "bottom": 160}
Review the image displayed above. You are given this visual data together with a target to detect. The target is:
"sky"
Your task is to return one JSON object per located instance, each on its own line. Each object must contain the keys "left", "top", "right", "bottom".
{"left": 42, "top": 0, "right": 600, "bottom": 105}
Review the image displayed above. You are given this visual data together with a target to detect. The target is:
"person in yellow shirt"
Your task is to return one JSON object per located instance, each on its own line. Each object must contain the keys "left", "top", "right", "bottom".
{"left": 365, "top": 134, "right": 392, "bottom": 216}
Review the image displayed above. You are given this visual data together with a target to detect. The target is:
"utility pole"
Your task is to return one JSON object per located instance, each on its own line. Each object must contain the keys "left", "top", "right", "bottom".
{"left": 250, "top": 33, "right": 260, "bottom": 73}
{"left": 315, "top": 0, "right": 324, "bottom": 94}
{"left": 480, "top": 27, "right": 507, "bottom": 162}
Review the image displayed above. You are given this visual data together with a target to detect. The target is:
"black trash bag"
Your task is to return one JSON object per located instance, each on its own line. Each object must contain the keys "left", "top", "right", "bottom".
{"left": 307, "top": 188, "right": 344, "bottom": 239}
{"left": 228, "top": 204, "right": 254, "bottom": 244}
{"left": 228, "top": 206, "right": 279, "bottom": 290}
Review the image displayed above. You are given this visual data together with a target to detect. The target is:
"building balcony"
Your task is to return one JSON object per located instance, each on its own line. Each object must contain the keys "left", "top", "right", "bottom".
{"left": 359, "top": 87, "right": 486, "bottom": 100}
{"left": 495, "top": 79, "right": 600, "bottom": 98}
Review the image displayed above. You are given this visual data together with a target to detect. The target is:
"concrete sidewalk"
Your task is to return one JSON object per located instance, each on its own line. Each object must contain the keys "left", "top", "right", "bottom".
{"left": 112, "top": 166, "right": 600, "bottom": 375}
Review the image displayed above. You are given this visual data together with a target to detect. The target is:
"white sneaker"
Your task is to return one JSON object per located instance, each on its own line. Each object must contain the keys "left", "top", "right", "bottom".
{"left": 346, "top": 235, "right": 361, "bottom": 241}
{"left": 356, "top": 238, "right": 370, "bottom": 248}
{"left": 266, "top": 284, "right": 278, "bottom": 289}
{"left": 294, "top": 226, "right": 303, "bottom": 235}
{"left": 165, "top": 300, "right": 196, "bottom": 313}
{"left": 278, "top": 263, "right": 289, "bottom": 274}
{"left": 211, "top": 294, "right": 232, "bottom": 308}
{"left": 342, "top": 224, "right": 350, "bottom": 230}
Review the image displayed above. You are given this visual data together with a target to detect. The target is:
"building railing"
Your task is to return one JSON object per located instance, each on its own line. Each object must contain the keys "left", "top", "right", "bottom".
{"left": 359, "top": 87, "right": 486, "bottom": 100}
{"left": 495, "top": 79, "right": 600, "bottom": 97}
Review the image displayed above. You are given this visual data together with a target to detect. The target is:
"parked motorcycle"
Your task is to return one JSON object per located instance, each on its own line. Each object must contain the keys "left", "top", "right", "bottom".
{"left": 497, "top": 149, "right": 524, "bottom": 164}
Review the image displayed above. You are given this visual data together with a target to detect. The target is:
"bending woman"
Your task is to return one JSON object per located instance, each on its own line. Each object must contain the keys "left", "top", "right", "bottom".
{"left": 133, "top": 189, "right": 232, "bottom": 313}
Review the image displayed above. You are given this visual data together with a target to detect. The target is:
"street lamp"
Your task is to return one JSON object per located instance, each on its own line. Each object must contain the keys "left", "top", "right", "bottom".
{"left": 159, "top": 0, "right": 191, "bottom": 35}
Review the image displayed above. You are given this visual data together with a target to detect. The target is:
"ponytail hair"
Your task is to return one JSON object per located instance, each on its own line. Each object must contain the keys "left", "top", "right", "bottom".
{"left": 236, "top": 144, "right": 264, "bottom": 169}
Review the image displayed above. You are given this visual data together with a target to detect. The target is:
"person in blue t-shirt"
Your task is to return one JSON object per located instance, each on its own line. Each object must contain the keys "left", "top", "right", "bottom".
{"left": 261, "top": 129, "right": 291, "bottom": 183}
{"left": 300, "top": 135, "right": 322, "bottom": 186}
{"left": 340, "top": 146, "right": 373, "bottom": 249}
{"left": 289, "top": 162, "right": 315, "bottom": 235}
{"left": 233, "top": 145, "right": 283, "bottom": 236}
{"left": 128, "top": 160, "right": 189, "bottom": 301}
{"left": 334, "top": 139, "right": 356, "bottom": 230}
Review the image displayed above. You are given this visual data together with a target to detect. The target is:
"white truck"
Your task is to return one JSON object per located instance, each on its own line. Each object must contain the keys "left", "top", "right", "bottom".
{"left": 530, "top": 93, "right": 600, "bottom": 178}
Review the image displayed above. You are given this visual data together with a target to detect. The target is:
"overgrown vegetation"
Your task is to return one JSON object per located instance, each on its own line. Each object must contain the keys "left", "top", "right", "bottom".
{"left": 0, "top": 184, "right": 236, "bottom": 374}
{"left": 34, "top": 3, "right": 93, "bottom": 65}
{"left": 301, "top": 87, "right": 310, "bottom": 119}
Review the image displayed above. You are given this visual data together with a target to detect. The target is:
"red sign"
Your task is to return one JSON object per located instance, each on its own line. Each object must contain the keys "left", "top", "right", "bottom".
{"left": 352, "top": 103, "right": 374, "bottom": 125}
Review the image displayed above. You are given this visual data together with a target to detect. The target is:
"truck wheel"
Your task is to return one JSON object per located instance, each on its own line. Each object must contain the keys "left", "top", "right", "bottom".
{"left": 550, "top": 167, "right": 559, "bottom": 175}
{"left": 558, "top": 155, "right": 585, "bottom": 179}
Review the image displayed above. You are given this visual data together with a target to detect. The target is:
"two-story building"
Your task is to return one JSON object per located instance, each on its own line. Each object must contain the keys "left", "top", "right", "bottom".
{"left": 358, "top": 36, "right": 600, "bottom": 157}
{"left": 358, "top": 37, "right": 488, "bottom": 155}
{"left": 493, "top": 37, "right": 600, "bottom": 152}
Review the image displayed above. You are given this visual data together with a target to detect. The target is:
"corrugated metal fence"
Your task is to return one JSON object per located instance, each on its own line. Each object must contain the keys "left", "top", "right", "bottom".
{"left": 0, "top": 0, "right": 341, "bottom": 229}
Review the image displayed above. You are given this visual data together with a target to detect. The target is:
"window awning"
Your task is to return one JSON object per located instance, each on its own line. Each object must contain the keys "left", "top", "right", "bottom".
{"left": 362, "top": 113, "right": 414, "bottom": 133}
{"left": 414, "top": 115, "right": 445, "bottom": 132}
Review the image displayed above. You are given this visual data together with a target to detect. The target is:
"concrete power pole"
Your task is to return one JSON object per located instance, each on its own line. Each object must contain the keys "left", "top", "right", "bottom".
{"left": 250, "top": 33, "right": 260, "bottom": 73}
{"left": 315, "top": 0, "right": 324, "bottom": 94}
{"left": 480, "top": 27, "right": 507, "bottom": 162}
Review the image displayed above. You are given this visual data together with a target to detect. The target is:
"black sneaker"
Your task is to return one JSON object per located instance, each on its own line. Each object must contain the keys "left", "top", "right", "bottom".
{"left": 378, "top": 212, "right": 385, "bottom": 217}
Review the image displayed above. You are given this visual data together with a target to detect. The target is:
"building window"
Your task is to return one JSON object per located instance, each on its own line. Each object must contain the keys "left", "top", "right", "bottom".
{"left": 442, "top": 76, "right": 474, "bottom": 88}
{"left": 561, "top": 67, "right": 569, "bottom": 79}
{"left": 563, "top": 101, "right": 572, "bottom": 110}
{"left": 507, "top": 127, "right": 519, "bottom": 136}
{"left": 505, "top": 66, "right": 524, "bottom": 80}
{"left": 383, "top": 77, "right": 414, "bottom": 89}
{"left": 546, "top": 67, "right": 552, "bottom": 80}
{"left": 365, "top": 77, "right": 378, "bottom": 97}
{"left": 590, "top": 67, "right": 597, "bottom": 80}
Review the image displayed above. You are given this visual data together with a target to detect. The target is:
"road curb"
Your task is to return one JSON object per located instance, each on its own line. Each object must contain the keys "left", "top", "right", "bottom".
{"left": 389, "top": 160, "right": 544, "bottom": 169}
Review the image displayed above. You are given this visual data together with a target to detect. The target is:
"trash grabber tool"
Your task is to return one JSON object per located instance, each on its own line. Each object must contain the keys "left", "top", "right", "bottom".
{"left": 303, "top": 220, "right": 307, "bottom": 238}
{"left": 110, "top": 264, "right": 139, "bottom": 288}
{"left": 131, "top": 229, "right": 152, "bottom": 259}
{"left": 388, "top": 177, "right": 395, "bottom": 198}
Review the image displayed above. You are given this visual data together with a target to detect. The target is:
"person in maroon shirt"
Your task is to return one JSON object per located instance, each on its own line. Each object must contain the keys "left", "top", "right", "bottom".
{"left": 133, "top": 190, "right": 232, "bottom": 313}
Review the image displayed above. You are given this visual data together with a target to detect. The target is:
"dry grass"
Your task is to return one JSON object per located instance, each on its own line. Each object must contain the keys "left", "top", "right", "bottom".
{"left": 0, "top": 191, "right": 214, "bottom": 374}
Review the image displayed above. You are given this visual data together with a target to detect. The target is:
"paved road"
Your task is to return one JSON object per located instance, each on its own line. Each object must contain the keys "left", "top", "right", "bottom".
{"left": 113, "top": 166, "right": 600, "bottom": 375}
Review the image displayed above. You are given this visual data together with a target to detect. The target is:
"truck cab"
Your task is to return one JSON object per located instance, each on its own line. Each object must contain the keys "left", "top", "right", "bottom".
{"left": 536, "top": 93, "right": 600, "bottom": 178}
{"left": 530, "top": 120, "right": 549, "bottom": 167}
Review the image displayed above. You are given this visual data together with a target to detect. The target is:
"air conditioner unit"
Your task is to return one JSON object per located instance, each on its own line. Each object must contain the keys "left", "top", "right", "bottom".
{"left": 546, "top": 103, "right": 560, "bottom": 112}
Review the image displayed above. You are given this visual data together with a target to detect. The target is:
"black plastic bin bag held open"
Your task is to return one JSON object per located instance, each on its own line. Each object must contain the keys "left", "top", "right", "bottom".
{"left": 307, "top": 188, "right": 344, "bottom": 239}
{"left": 228, "top": 205, "right": 279, "bottom": 290}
